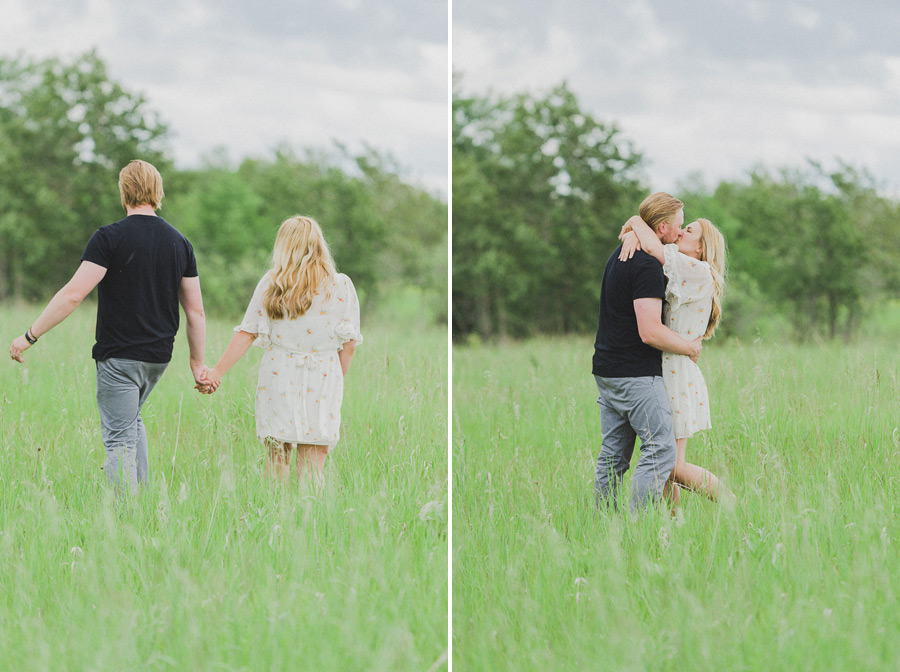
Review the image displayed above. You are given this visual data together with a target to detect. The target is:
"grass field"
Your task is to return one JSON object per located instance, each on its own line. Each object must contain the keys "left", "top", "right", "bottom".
{"left": 453, "top": 335, "right": 900, "bottom": 671}
{"left": 0, "top": 304, "right": 447, "bottom": 671}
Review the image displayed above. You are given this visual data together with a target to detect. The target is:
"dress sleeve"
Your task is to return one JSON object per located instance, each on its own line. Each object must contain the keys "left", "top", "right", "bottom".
{"left": 235, "top": 273, "right": 272, "bottom": 349}
{"left": 663, "top": 244, "right": 712, "bottom": 309}
{"left": 334, "top": 274, "right": 363, "bottom": 348}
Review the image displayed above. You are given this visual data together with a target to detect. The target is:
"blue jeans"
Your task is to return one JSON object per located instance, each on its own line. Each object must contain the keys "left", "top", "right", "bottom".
{"left": 594, "top": 375, "right": 677, "bottom": 513}
{"left": 96, "top": 358, "right": 168, "bottom": 493}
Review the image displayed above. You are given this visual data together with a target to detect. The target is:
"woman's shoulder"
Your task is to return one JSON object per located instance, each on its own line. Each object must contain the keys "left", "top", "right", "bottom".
{"left": 333, "top": 272, "right": 357, "bottom": 290}
{"left": 255, "top": 271, "right": 273, "bottom": 291}
{"left": 666, "top": 245, "right": 710, "bottom": 269}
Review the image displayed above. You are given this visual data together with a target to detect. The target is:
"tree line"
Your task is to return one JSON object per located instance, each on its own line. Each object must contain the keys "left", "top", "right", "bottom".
{"left": 453, "top": 80, "right": 900, "bottom": 341}
{"left": 0, "top": 51, "right": 447, "bottom": 321}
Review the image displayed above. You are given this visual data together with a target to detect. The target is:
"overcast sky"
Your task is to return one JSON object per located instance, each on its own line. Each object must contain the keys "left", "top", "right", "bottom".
{"left": 0, "top": 0, "right": 448, "bottom": 197}
{"left": 454, "top": 0, "right": 900, "bottom": 198}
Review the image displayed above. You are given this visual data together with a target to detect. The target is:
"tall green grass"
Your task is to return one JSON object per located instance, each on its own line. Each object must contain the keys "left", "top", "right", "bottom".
{"left": 0, "top": 305, "right": 447, "bottom": 671}
{"left": 454, "top": 336, "right": 900, "bottom": 671}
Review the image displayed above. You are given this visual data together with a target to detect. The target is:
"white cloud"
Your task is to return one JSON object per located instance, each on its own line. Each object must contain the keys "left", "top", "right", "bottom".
{"left": 786, "top": 4, "right": 823, "bottom": 31}
{"left": 453, "top": 1, "right": 900, "bottom": 198}
{"left": 0, "top": 0, "right": 447, "bottom": 196}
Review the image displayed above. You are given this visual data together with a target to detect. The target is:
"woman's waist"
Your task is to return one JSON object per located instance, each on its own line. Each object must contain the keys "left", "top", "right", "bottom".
{"left": 662, "top": 351, "right": 703, "bottom": 366}
{"left": 267, "top": 341, "right": 339, "bottom": 357}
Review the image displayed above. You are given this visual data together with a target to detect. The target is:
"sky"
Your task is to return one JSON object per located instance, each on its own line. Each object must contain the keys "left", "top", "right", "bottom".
{"left": 453, "top": 0, "right": 900, "bottom": 198}
{"left": 0, "top": 0, "right": 449, "bottom": 197}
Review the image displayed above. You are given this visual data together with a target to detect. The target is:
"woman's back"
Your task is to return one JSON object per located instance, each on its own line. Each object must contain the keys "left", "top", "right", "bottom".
{"left": 261, "top": 273, "right": 360, "bottom": 354}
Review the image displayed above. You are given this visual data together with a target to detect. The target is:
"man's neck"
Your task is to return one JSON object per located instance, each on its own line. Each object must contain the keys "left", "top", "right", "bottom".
{"left": 125, "top": 204, "right": 157, "bottom": 216}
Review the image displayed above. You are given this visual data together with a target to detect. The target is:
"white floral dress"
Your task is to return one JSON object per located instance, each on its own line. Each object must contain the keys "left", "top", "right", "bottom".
{"left": 236, "top": 272, "right": 363, "bottom": 449}
{"left": 661, "top": 245, "right": 713, "bottom": 439}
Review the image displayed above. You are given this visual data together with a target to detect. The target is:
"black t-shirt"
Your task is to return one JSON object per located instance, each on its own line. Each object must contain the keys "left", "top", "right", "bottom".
{"left": 81, "top": 215, "right": 198, "bottom": 363}
{"left": 592, "top": 245, "right": 667, "bottom": 378}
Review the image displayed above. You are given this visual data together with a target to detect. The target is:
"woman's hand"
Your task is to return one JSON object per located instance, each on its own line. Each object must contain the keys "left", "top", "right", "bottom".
{"left": 619, "top": 231, "right": 642, "bottom": 261}
{"left": 195, "top": 366, "right": 222, "bottom": 394}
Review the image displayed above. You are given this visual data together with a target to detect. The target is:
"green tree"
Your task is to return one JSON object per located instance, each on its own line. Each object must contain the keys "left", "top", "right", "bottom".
{"left": 710, "top": 166, "right": 864, "bottom": 339}
{"left": 0, "top": 51, "right": 168, "bottom": 300}
{"left": 452, "top": 82, "right": 645, "bottom": 339}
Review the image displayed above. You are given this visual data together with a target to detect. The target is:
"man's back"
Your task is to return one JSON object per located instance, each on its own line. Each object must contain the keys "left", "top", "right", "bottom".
{"left": 82, "top": 214, "right": 197, "bottom": 363}
{"left": 592, "top": 245, "right": 666, "bottom": 378}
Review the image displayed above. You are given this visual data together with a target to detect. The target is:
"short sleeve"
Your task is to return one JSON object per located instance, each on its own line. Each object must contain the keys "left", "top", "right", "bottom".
{"left": 663, "top": 244, "right": 712, "bottom": 309}
{"left": 630, "top": 253, "right": 666, "bottom": 301}
{"left": 235, "top": 274, "right": 272, "bottom": 349}
{"left": 81, "top": 228, "right": 110, "bottom": 268}
{"left": 183, "top": 239, "right": 198, "bottom": 278}
{"left": 334, "top": 274, "right": 363, "bottom": 348}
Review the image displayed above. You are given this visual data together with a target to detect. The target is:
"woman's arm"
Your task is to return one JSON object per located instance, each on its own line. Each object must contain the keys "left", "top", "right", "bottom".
{"left": 339, "top": 340, "right": 356, "bottom": 375}
{"left": 202, "top": 330, "right": 257, "bottom": 392}
{"left": 623, "top": 215, "right": 665, "bottom": 264}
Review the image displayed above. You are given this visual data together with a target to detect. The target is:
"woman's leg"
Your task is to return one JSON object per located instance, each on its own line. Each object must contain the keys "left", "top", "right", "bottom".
{"left": 294, "top": 444, "right": 328, "bottom": 487}
{"left": 671, "top": 437, "right": 727, "bottom": 502}
{"left": 265, "top": 439, "right": 293, "bottom": 481}
{"left": 662, "top": 479, "right": 681, "bottom": 513}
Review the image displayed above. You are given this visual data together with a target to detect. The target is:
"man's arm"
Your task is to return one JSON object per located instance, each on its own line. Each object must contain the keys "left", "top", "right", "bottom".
{"left": 634, "top": 298, "right": 702, "bottom": 361}
{"left": 178, "top": 276, "right": 207, "bottom": 384}
{"left": 9, "top": 261, "right": 107, "bottom": 362}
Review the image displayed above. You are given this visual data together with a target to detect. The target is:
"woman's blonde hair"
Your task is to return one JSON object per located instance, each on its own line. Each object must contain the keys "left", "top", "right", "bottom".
{"left": 638, "top": 192, "right": 684, "bottom": 233}
{"left": 119, "top": 159, "right": 164, "bottom": 209}
{"left": 262, "top": 216, "right": 336, "bottom": 320}
{"left": 697, "top": 218, "right": 726, "bottom": 339}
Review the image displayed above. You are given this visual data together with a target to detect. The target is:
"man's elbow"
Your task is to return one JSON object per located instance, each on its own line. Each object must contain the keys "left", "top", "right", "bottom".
{"left": 61, "top": 288, "right": 87, "bottom": 308}
{"left": 637, "top": 324, "right": 659, "bottom": 347}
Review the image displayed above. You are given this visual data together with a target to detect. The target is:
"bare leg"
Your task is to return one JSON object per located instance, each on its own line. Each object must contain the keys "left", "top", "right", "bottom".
{"left": 265, "top": 439, "right": 292, "bottom": 482}
{"left": 294, "top": 444, "right": 328, "bottom": 489}
{"left": 671, "top": 437, "right": 732, "bottom": 502}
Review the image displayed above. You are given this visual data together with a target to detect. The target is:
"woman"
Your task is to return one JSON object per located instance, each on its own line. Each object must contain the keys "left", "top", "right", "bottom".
{"left": 619, "top": 204, "right": 731, "bottom": 504}
{"left": 201, "top": 215, "right": 362, "bottom": 486}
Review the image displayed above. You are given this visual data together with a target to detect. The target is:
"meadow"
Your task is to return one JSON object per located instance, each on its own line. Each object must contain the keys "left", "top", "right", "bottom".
{"left": 453, "top": 334, "right": 900, "bottom": 671}
{"left": 0, "top": 304, "right": 447, "bottom": 671}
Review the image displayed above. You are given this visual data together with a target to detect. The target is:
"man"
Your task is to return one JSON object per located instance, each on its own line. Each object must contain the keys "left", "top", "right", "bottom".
{"left": 9, "top": 159, "right": 209, "bottom": 493}
{"left": 592, "top": 192, "right": 702, "bottom": 512}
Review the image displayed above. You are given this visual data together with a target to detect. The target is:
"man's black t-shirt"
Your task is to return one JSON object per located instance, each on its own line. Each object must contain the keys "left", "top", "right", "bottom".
{"left": 81, "top": 215, "right": 198, "bottom": 363}
{"left": 592, "top": 245, "right": 666, "bottom": 378}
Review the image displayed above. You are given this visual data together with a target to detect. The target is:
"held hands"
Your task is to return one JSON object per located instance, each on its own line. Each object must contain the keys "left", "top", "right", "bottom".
{"left": 9, "top": 335, "right": 32, "bottom": 363}
{"left": 191, "top": 362, "right": 221, "bottom": 395}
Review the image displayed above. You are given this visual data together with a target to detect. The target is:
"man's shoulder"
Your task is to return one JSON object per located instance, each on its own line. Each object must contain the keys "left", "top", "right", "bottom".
{"left": 138, "top": 215, "right": 192, "bottom": 244}
{"left": 606, "top": 247, "right": 661, "bottom": 273}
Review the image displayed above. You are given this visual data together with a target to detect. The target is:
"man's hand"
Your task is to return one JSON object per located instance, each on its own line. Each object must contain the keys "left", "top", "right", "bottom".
{"left": 195, "top": 366, "right": 222, "bottom": 395}
{"left": 193, "top": 362, "right": 221, "bottom": 394}
{"left": 9, "top": 335, "right": 31, "bottom": 363}
{"left": 192, "top": 362, "right": 215, "bottom": 394}
{"left": 688, "top": 337, "right": 703, "bottom": 363}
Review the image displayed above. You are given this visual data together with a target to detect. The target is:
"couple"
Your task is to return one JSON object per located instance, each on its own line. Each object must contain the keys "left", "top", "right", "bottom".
{"left": 8, "top": 160, "right": 361, "bottom": 494}
{"left": 592, "top": 192, "right": 731, "bottom": 513}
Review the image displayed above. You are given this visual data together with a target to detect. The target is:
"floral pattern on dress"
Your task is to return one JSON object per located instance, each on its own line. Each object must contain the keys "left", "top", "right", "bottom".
{"left": 236, "top": 272, "right": 363, "bottom": 449}
{"left": 661, "top": 244, "right": 713, "bottom": 439}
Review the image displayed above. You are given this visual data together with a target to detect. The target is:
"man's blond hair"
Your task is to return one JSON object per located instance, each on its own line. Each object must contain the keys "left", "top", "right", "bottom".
{"left": 638, "top": 192, "right": 684, "bottom": 233}
{"left": 119, "top": 160, "right": 164, "bottom": 209}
